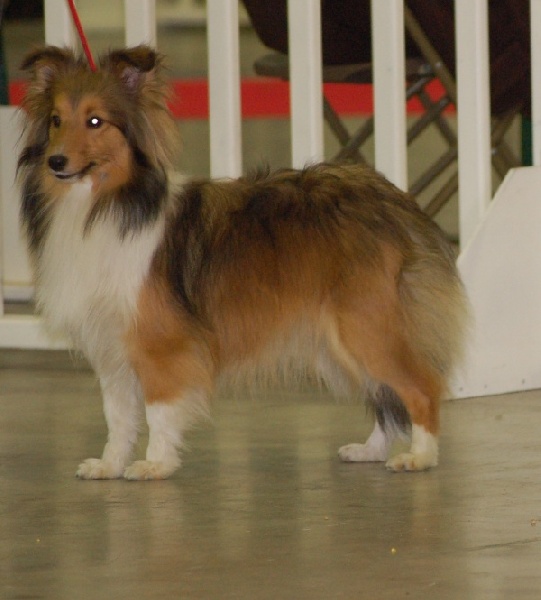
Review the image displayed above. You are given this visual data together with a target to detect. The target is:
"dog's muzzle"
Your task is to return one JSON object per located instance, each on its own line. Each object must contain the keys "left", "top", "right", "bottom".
{"left": 48, "top": 154, "right": 95, "bottom": 180}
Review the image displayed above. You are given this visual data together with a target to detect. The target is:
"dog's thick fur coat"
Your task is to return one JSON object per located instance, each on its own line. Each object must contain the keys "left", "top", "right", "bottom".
{"left": 18, "top": 45, "right": 469, "bottom": 479}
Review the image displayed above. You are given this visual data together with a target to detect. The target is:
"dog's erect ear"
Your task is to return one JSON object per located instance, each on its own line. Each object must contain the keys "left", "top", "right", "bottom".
{"left": 20, "top": 46, "right": 77, "bottom": 92}
{"left": 102, "top": 46, "right": 161, "bottom": 91}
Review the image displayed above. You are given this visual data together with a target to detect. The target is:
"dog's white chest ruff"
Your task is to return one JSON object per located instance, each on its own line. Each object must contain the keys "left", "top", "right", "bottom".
{"left": 36, "top": 181, "right": 163, "bottom": 351}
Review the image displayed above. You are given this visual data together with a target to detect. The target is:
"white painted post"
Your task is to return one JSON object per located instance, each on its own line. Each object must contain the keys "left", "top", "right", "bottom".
{"left": 531, "top": 0, "right": 541, "bottom": 166}
{"left": 44, "top": 0, "right": 76, "bottom": 47}
{"left": 0, "top": 108, "right": 30, "bottom": 304}
{"left": 454, "top": 0, "right": 491, "bottom": 249}
{"left": 370, "top": 0, "right": 407, "bottom": 190}
{"left": 451, "top": 1, "right": 541, "bottom": 398}
{"left": 125, "top": 0, "right": 156, "bottom": 47}
{"left": 206, "top": 0, "right": 242, "bottom": 178}
{"left": 0, "top": 109, "right": 19, "bottom": 316}
{"left": 0, "top": 0, "right": 73, "bottom": 347}
{"left": 287, "top": 0, "right": 323, "bottom": 168}
{"left": 0, "top": 105, "right": 67, "bottom": 348}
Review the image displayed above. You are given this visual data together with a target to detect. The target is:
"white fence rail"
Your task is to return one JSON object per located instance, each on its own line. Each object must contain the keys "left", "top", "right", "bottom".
{"left": 454, "top": 0, "right": 492, "bottom": 246}
{"left": 1, "top": 0, "right": 541, "bottom": 397}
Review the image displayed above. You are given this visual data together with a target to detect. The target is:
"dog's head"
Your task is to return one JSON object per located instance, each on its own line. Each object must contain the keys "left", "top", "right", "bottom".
{"left": 19, "top": 45, "right": 178, "bottom": 195}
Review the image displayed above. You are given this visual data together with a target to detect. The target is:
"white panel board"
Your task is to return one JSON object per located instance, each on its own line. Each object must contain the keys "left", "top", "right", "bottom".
{"left": 0, "top": 108, "right": 33, "bottom": 300}
{"left": 0, "top": 315, "right": 67, "bottom": 350}
{"left": 453, "top": 167, "right": 541, "bottom": 398}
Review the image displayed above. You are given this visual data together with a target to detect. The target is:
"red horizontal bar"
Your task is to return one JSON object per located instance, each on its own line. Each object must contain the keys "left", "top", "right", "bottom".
{"left": 8, "top": 78, "right": 453, "bottom": 119}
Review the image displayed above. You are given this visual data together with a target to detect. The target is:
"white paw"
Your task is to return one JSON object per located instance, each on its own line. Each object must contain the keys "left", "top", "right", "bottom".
{"left": 123, "top": 460, "right": 179, "bottom": 481}
{"left": 338, "top": 443, "right": 387, "bottom": 462}
{"left": 385, "top": 452, "right": 438, "bottom": 472}
{"left": 76, "top": 458, "right": 124, "bottom": 480}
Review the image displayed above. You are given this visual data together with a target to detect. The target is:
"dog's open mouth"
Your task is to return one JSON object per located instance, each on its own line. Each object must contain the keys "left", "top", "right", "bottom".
{"left": 51, "top": 163, "right": 96, "bottom": 181}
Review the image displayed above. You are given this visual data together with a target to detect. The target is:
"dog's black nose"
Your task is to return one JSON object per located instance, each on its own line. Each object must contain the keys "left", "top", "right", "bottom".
{"left": 48, "top": 154, "right": 68, "bottom": 172}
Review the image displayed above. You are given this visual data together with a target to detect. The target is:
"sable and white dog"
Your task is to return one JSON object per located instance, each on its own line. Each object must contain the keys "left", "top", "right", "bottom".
{"left": 18, "top": 45, "right": 468, "bottom": 480}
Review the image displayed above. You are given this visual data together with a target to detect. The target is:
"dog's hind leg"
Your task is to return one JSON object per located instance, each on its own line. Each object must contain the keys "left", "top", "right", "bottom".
{"left": 331, "top": 283, "right": 446, "bottom": 471}
{"left": 320, "top": 321, "right": 404, "bottom": 464}
{"left": 338, "top": 384, "right": 410, "bottom": 463}
{"left": 339, "top": 420, "right": 392, "bottom": 463}
{"left": 338, "top": 321, "right": 442, "bottom": 471}
{"left": 380, "top": 375, "right": 441, "bottom": 472}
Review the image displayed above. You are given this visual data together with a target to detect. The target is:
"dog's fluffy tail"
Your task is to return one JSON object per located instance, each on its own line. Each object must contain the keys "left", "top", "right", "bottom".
{"left": 366, "top": 383, "right": 411, "bottom": 438}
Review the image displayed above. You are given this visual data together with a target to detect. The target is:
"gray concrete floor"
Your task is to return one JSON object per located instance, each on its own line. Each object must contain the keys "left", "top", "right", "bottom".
{"left": 2, "top": 350, "right": 541, "bottom": 599}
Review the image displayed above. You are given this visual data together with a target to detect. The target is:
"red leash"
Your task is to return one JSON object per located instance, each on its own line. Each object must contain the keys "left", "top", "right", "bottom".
{"left": 66, "top": 0, "right": 97, "bottom": 72}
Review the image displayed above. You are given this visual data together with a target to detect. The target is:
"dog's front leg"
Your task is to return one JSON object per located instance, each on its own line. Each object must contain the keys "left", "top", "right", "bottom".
{"left": 76, "top": 368, "right": 141, "bottom": 480}
{"left": 123, "top": 391, "right": 209, "bottom": 480}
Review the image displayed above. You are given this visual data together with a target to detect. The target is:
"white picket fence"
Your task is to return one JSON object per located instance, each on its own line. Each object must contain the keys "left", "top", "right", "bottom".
{"left": 1, "top": 0, "right": 541, "bottom": 398}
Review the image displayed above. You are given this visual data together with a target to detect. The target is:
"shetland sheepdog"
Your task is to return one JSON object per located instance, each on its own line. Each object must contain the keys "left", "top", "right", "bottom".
{"left": 18, "top": 45, "right": 468, "bottom": 480}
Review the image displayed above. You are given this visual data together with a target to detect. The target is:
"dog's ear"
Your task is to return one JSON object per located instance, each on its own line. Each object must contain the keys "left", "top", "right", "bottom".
{"left": 102, "top": 46, "right": 161, "bottom": 91}
{"left": 20, "top": 46, "right": 77, "bottom": 92}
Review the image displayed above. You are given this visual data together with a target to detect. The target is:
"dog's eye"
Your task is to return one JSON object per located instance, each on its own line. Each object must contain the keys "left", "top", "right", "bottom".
{"left": 50, "top": 115, "right": 61, "bottom": 128}
{"left": 87, "top": 116, "right": 103, "bottom": 129}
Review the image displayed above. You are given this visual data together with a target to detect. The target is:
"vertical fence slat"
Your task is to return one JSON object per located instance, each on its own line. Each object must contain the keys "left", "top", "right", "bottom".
{"left": 0, "top": 109, "right": 19, "bottom": 316}
{"left": 125, "top": 0, "right": 156, "bottom": 47}
{"left": 0, "top": 107, "right": 28, "bottom": 309}
{"left": 370, "top": 0, "right": 407, "bottom": 190}
{"left": 455, "top": 0, "right": 491, "bottom": 248}
{"left": 287, "top": 0, "right": 323, "bottom": 168}
{"left": 531, "top": 0, "right": 541, "bottom": 165}
{"left": 44, "top": 0, "right": 76, "bottom": 47}
{"left": 207, "top": 0, "right": 242, "bottom": 178}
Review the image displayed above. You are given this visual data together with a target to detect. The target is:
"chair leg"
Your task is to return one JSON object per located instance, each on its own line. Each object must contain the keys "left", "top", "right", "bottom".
{"left": 323, "top": 96, "right": 351, "bottom": 147}
{"left": 410, "top": 147, "right": 458, "bottom": 197}
{"left": 335, "top": 118, "right": 373, "bottom": 162}
{"left": 416, "top": 90, "right": 457, "bottom": 146}
{"left": 492, "top": 147, "right": 517, "bottom": 179}
{"left": 407, "top": 96, "right": 453, "bottom": 145}
{"left": 423, "top": 173, "right": 459, "bottom": 219}
{"left": 490, "top": 111, "right": 521, "bottom": 176}
{"left": 323, "top": 96, "right": 367, "bottom": 162}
